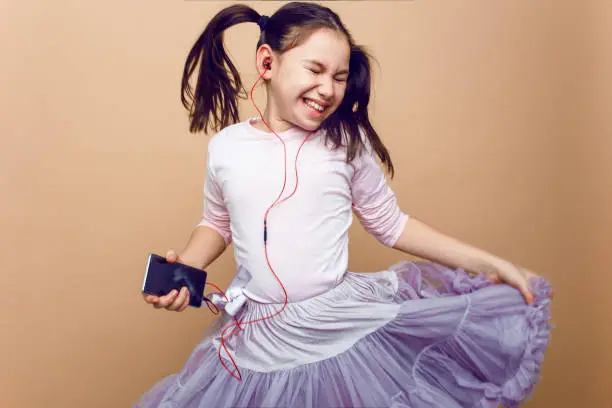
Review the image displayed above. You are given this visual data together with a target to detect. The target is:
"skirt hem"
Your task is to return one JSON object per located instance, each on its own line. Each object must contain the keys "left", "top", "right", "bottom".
{"left": 134, "top": 261, "right": 553, "bottom": 408}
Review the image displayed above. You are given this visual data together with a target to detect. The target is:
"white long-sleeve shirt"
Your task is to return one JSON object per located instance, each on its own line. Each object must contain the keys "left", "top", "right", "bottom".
{"left": 198, "top": 118, "right": 409, "bottom": 303}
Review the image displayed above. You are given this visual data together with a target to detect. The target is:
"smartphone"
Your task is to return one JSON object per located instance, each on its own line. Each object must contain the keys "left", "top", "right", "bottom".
{"left": 141, "top": 253, "right": 207, "bottom": 308}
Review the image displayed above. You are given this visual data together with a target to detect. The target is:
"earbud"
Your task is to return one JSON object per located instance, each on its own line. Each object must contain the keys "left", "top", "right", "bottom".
{"left": 263, "top": 58, "right": 271, "bottom": 70}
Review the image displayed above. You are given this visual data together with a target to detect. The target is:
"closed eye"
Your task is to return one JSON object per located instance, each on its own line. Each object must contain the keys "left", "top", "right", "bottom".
{"left": 305, "top": 62, "right": 347, "bottom": 83}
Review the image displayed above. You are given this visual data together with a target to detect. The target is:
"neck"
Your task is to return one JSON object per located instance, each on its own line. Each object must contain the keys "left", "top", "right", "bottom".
{"left": 257, "top": 108, "right": 295, "bottom": 133}
{"left": 252, "top": 90, "right": 298, "bottom": 133}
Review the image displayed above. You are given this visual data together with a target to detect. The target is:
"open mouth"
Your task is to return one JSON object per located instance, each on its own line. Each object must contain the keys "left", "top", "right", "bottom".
{"left": 302, "top": 98, "right": 327, "bottom": 113}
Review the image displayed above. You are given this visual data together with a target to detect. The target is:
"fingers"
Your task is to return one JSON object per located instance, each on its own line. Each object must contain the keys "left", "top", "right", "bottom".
{"left": 178, "top": 289, "right": 191, "bottom": 312}
{"left": 492, "top": 273, "right": 534, "bottom": 305}
{"left": 517, "top": 272, "right": 535, "bottom": 305}
{"left": 166, "top": 249, "right": 178, "bottom": 263}
{"left": 142, "top": 249, "right": 188, "bottom": 312}
{"left": 154, "top": 290, "right": 177, "bottom": 309}
{"left": 143, "top": 293, "right": 159, "bottom": 305}
{"left": 521, "top": 269, "right": 538, "bottom": 304}
{"left": 167, "top": 287, "right": 190, "bottom": 311}
{"left": 155, "top": 289, "right": 180, "bottom": 309}
{"left": 146, "top": 287, "right": 190, "bottom": 311}
{"left": 485, "top": 272, "right": 502, "bottom": 283}
{"left": 520, "top": 285, "right": 535, "bottom": 305}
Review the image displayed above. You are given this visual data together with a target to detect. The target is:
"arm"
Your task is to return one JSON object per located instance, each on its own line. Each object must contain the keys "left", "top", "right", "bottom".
{"left": 182, "top": 142, "right": 233, "bottom": 269}
{"left": 392, "top": 216, "right": 537, "bottom": 304}
{"left": 146, "top": 225, "right": 227, "bottom": 311}
{"left": 351, "top": 139, "right": 537, "bottom": 304}
{"left": 176, "top": 225, "right": 228, "bottom": 269}
{"left": 392, "top": 217, "right": 512, "bottom": 278}
{"left": 144, "top": 145, "right": 232, "bottom": 311}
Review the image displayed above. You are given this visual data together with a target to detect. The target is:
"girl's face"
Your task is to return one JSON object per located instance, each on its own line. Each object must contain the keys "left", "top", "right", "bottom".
{"left": 262, "top": 28, "right": 350, "bottom": 132}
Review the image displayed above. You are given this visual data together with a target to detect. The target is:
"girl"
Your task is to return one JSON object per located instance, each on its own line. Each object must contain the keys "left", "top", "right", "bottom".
{"left": 137, "top": 2, "right": 553, "bottom": 407}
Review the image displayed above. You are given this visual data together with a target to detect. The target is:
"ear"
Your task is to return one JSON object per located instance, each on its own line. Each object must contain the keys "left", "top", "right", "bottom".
{"left": 256, "top": 45, "right": 274, "bottom": 79}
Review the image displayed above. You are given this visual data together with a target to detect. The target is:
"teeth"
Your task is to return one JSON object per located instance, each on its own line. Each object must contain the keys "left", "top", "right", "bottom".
{"left": 304, "top": 99, "right": 325, "bottom": 112}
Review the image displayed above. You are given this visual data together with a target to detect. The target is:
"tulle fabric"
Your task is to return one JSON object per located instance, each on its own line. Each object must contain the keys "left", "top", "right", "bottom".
{"left": 134, "top": 261, "right": 552, "bottom": 408}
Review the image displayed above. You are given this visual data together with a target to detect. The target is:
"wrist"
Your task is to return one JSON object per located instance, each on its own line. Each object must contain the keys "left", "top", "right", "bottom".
{"left": 465, "top": 253, "right": 512, "bottom": 276}
{"left": 176, "top": 251, "right": 204, "bottom": 269}
{"left": 485, "top": 258, "right": 516, "bottom": 276}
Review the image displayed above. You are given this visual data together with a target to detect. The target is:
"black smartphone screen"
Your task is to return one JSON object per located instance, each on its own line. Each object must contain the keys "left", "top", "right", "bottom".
{"left": 141, "top": 253, "right": 207, "bottom": 308}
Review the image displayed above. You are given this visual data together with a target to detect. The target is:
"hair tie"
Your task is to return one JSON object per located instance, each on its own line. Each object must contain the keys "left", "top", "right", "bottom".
{"left": 258, "top": 15, "right": 270, "bottom": 31}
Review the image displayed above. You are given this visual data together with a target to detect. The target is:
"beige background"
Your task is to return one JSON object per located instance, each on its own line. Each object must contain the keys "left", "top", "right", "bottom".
{"left": 1, "top": 0, "right": 610, "bottom": 407}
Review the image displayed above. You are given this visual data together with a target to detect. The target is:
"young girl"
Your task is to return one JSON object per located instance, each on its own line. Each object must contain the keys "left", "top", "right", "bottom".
{"left": 137, "top": 2, "right": 553, "bottom": 407}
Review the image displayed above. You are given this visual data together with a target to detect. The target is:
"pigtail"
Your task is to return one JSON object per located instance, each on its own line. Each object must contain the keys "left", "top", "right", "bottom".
{"left": 322, "top": 45, "right": 395, "bottom": 178}
{"left": 180, "top": 1, "right": 395, "bottom": 176}
{"left": 181, "top": 5, "right": 261, "bottom": 134}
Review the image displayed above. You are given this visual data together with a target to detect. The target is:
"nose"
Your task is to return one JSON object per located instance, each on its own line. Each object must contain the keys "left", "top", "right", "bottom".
{"left": 317, "top": 75, "right": 334, "bottom": 100}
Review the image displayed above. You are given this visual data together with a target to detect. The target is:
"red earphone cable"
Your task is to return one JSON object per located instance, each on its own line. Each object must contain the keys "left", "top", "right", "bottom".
{"left": 203, "top": 282, "right": 243, "bottom": 330}
{"left": 211, "top": 64, "right": 314, "bottom": 381}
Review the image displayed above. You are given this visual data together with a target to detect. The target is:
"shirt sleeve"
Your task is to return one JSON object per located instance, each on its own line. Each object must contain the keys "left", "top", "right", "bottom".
{"left": 350, "top": 140, "right": 409, "bottom": 248}
{"left": 196, "top": 146, "right": 232, "bottom": 245}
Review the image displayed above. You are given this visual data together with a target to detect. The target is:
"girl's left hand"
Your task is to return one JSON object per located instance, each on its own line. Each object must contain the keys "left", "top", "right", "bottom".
{"left": 485, "top": 263, "right": 542, "bottom": 305}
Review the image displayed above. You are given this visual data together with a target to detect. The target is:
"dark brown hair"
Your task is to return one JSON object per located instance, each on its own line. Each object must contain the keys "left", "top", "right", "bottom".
{"left": 181, "top": 2, "right": 394, "bottom": 176}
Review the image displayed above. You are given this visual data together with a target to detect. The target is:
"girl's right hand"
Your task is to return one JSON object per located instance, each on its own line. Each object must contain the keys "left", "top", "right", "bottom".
{"left": 142, "top": 249, "right": 191, "bottom": 312}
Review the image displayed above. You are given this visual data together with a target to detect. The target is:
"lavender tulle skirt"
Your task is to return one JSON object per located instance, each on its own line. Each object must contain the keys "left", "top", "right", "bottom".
{"left": 134, "top": 261, "right": 552, "bottom": 408}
